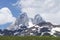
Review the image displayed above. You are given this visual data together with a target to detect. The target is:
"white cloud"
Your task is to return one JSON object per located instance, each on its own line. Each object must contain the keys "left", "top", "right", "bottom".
{"left": 41, "top": 13, "right": 60, "bottom": 25}
{"left": 0, "top": 7, "right": 16, "bottom": 25}
{"left": 15, "top": 0, "right": 60, "bottom": 25}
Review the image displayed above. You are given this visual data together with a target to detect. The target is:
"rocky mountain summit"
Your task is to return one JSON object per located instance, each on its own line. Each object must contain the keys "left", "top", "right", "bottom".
{"left": 0, "top": 13, "right": 60, "bottom": 37}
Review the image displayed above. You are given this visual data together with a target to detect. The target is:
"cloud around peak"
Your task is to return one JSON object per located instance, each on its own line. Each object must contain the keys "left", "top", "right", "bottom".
{"left": 15, "top": 0, "right": 60, "bottom": 25}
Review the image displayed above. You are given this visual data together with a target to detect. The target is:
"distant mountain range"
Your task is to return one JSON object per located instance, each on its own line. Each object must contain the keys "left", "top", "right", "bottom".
{"left": 0, "top": 12, "right": 60, "bottom": 36}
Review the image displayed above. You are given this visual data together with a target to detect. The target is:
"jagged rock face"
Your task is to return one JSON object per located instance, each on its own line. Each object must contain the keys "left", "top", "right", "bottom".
{"left": 15, "top": 12, "right": 29, "bottom": 26}
{"left": 40, "top": 27, "right": 50, "bottom": 33}
{"left": 7, "top": 13, "right": 46, "bottom": 30}
{"left": 13, "top": 13, "right": 45, "bottom": 30}
{"left": 7, "top": 13, "right": 56, "bottom": 36}
{"left": 54, "top": 31, "right": 60, "bottom": 37}
{"left": 42, "top": 32, "right": 51, "bottom": 36}
{"left": 7, "top": 13, "right": 29, "bottom": 30}
{"left": 33, "top": 14, "right": 45, "bottom": 25}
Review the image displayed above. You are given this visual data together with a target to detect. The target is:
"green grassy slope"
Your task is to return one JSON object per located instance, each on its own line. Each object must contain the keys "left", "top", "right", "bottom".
{"left": 0, "top": 36, "right": 60, "bottom": 40}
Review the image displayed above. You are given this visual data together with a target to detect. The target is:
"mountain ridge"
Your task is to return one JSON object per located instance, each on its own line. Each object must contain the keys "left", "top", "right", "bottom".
{"left": 4, "top": 13, "right": 60, "bottom": 36}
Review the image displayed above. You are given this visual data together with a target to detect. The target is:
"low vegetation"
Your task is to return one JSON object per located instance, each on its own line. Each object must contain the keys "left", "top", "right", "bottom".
{"left": 0, "top": 36, "right": 60, "bottom": 40}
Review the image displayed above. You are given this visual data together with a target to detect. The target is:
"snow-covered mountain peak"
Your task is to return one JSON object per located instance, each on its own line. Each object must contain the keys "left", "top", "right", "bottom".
{"left": 33, "top": 14, "right": 45, "bottom": 24}
{"left": 17, "top": 12, "right": 29, "bottom": 26}
{"left": 7, "top": 13, "right": 45, "bottom": 30}
{"left": 28, "top": 19, "right": 34, "bottom": 28}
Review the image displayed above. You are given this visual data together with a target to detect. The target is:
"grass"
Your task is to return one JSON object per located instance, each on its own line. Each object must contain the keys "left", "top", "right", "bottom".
{"left": 0, "top": 36, "right": 60, "bottom": 40}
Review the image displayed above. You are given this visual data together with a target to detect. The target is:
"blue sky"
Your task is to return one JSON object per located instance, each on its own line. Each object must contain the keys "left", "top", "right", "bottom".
{"left": 0, "top": 0, "right": 21, "bottom": 30}
{"left": 0, "top": 0, "right": 21, "bottom": 17}
{"left": 0, "top": 0, "right": 60, "bottom": 30}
